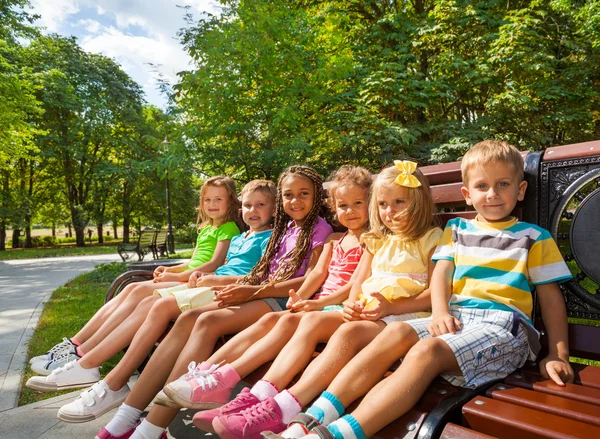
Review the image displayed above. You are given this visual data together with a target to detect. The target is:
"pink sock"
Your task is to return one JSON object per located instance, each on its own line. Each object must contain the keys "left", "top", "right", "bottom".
{"left": 71, "top": 338, "right": 82, "bottom": 346}
{"left": 274, "top": 390, "right": 302, "bottom": 424}
{"left": 250, "top": 379, "right": 278, "bottom": 401}
{"left": 76, "top": 346, "right": 85, "bottom": 357}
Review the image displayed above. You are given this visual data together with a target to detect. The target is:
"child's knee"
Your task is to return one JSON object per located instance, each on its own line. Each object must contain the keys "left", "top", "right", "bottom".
{"left": 405, "top": 338, "right": 450, "bottom": 368}
{"left": 175, "top": 309, "right": 201, "bottom": 329}
{"left": 258, "top": 312, "right": 281, "bottom": 327}
{"left": 276, "top": 312, "right": 301, "bottom": 331}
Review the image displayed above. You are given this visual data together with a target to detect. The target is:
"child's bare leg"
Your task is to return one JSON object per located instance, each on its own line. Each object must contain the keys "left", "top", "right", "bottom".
{"left": 257, "top": 312, "right": 344, "bottom": 388}
{"left": 166, "top": 301, "right": 274, "bottom": 383}
{"left": 350, "top": 338, "right": 461, "bottom": 437}
{"left": 123, "top": 308, "right": 206, "bottom": 411}
{"left": 208, "top": 311, "right": 288, "bottom": 365}
{"left": 78, "top": 281, "right": 181, "bottom": 353}
{"left": 284, "top": 320, "right": 386, "bottom": 405}
{"left": 228, "top": 312, "right": 305, "bottom": 377}
{"left": 137, "top": 301, "right": 276, "bottom": 429}
{"left": 326, "top": 322, "right": 420, "bottom": 406}
{"left": 71, "top": 282, "right": 137, "bottom": 343}
{"left": 77, "top": 295, "right": 162, "bottom": 369}
{"left": 102, "top": 297, "right": 186, "bottom": 391}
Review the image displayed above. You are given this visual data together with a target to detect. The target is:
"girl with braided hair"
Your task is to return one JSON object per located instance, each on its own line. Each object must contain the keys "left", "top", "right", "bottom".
{"left": 92, "top": 165, "right": 333, "bottom": 439}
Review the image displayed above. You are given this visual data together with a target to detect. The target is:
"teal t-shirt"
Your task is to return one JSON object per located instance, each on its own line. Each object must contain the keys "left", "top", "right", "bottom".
{"left": 215, "top": 229, "right": 272, "bottom": 276}
{"left": 188, "top": 221, "right": 240, "bottom": 269}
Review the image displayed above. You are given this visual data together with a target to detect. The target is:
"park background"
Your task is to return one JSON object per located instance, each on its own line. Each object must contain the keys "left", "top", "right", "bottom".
{"left": 2, "top": 0, "right": 600, "bottom": 254}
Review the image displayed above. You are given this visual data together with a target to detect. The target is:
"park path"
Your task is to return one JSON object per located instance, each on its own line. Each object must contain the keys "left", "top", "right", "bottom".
{"left": 0, "top": 253, "right": 122, "bottom": 412}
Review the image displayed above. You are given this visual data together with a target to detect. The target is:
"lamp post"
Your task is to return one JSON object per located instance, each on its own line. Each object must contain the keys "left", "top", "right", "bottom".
{"left": 162, "top": 138, "right": 175, "bottom": 254}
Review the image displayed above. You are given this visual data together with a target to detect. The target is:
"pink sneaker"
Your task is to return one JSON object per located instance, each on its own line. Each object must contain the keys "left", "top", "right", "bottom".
{"left": 193, "top": 387, "right": 259, "bottom": 433}
{"left": 95, "top": 426, "right": 136, "bottom": 439}
{"left": 212, "top": 397, "right": 285, "bottom": 439}
{"left": 163, "top": 363, "right": 240, "bottom": 409}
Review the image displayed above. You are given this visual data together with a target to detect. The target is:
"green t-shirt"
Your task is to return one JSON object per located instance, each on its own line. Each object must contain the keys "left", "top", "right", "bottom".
{"left": 188, "top": 221, "right": 241, "bottom": 269}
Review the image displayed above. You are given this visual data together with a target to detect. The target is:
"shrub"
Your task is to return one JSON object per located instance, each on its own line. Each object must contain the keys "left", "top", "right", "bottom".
{"left": 33, "top": 236, "right": 57, "bottom": 247}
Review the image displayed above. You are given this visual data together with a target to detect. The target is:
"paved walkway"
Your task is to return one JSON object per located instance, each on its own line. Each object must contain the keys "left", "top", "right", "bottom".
{"left": 0, "top": 254, "right": 122, "bottom": 412}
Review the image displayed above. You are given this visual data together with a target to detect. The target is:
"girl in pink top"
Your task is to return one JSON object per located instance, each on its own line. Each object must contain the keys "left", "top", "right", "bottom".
{"left": 161, "top": 165, "right": 373, "bottom": 432}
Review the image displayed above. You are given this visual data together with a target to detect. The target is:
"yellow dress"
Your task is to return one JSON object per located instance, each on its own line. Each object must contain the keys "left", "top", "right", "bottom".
{"left": 359, "top": 228, "right": 443, "bottom": 316}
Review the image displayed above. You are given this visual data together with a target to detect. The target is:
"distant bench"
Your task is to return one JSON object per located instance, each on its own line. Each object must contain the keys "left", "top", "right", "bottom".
{"left": 117, "top": 229, "right": 170, "bottom": 262}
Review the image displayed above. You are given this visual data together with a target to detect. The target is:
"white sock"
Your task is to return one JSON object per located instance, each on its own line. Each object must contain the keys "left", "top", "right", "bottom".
{"left": 273, "top": 390, "right": 302, "bottom": 424}
{"left": 328, "top": 415, "right": 366, "bottom": 439}
{"left": 130, "top": 419, "right": 165, "bottom": 439}
{"left": 250, "top": 379, "right": 278, "bottom": 401}
{"left": 281, "top": 423, "right": 309, "bottom": 439}
{"left": 105, "top": 403, "right": 143, "bottom": 436}
{"left": 306, "top": 391, "right": 344, "bottom": 425}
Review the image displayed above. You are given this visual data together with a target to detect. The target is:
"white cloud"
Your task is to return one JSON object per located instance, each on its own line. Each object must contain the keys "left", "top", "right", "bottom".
{"left": 28, "top": 0, "right": 220, "bottom": 107}
{"left": 30, "top": 0, "right": 80, "bottom": 32}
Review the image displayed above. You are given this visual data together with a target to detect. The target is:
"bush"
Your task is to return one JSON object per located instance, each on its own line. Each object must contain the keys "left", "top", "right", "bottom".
{"left": 57, "top": 237, "right": 77, "bottom": 244}
{"left": 32, "top": 236, "right": 57, "bottom": 247}
{"left": 174, "top": 226, "right": 198, "bottom": 245}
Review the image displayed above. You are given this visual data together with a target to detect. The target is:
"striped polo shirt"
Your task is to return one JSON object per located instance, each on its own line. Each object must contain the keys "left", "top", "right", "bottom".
{"left": 432, "top": 217, "right": 572, "bottom": 322}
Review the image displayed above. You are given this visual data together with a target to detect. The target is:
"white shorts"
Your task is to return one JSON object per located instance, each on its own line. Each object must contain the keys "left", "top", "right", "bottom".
{"left": 380, "top": 312, "right": 421, "bottom": 325}
{"left": 405, "top": 307, "right": 529, "bottom": 388}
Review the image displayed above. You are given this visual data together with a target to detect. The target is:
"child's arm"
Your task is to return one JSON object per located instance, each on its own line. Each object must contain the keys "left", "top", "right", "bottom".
{"left": 154, "top": 240, "right": 231, "bottom": 283}
{"left": 291, "top": 238, "right": 336, "bottom": 300}
{"left": 341, "top": 250, "right": 374, "bottom": 321}
{"left": 537, "top": 282, "right": 575, "bottom": 386}
{"left": 291, "top": 247, "right": 362, "bottom": 312}
{"left": 213, "top": 245, "right": 326, "bottom": 306}
{"left": 428, "top": 259, "right": 462, "bottom": 336}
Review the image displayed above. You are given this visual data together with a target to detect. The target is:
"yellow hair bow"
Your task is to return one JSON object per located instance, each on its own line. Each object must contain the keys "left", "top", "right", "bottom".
{"left": 394, "top": 160, "right": 421, "bottom": 188}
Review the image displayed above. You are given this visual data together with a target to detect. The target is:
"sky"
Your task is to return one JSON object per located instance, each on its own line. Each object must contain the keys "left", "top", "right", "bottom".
{"left": 28, "top": 0, "right": 222, "bottom": 107}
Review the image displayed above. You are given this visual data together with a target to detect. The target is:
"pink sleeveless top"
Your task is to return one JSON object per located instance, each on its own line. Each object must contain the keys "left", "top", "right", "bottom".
{"left": 314, "top": 233, "right": 363, "bottom": 299}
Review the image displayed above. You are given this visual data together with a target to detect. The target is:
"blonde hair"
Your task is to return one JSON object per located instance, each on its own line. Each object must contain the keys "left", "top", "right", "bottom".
{"left": 196, "top": 176, "right": 242, "bottom": 230}
{"left": 461, "top": 140, "right": 524, "bottom": 185}
{"left": 364, "top": 164, "right": 435, "bottom": 241}
{"left": 241, "top": 179, "right": 277, "bottom": 202}
{"left": 326, "top": 165, "right": 373, "bottom": 226}
{"left": 240, "top": 166, "right": 324, "bottom": 286}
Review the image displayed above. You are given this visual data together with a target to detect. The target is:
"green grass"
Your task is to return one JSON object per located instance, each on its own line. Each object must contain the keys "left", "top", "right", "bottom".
{"left": 0, "top": 244, "right": 121, "bottom": 260}
{"left": 19, "top": 262, "right": 128, "bottom": 406}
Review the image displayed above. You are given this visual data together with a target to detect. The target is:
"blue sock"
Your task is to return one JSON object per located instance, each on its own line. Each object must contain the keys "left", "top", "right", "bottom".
{"left": 306, "top": 391, "right": 344, "bottom": 425}
{"left": 328, "top": 415, "right": 366, "bottom": 439}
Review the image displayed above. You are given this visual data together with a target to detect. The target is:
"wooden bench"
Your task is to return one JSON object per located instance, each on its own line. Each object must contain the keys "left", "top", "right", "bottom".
{"left": 151, "top": 230, "right": 169, "bottom": 259}
{"left": 118, "top": 230, "right": 157, "bottom": 262}
{"left": 105, "top": 140, "right": 600, "bottom": 439}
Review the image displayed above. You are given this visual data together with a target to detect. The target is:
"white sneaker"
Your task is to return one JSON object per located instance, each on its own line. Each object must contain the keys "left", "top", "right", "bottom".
{"left": 30, "top": 337, "right": 76, "bottom": 364}
{"left": 58, "top": 380, "right": 130, "bottom": 423}
{"left": 30, "top": 349, "right": 82, "bottom": 376}
{"left": 26, "top": 360, "right": 100, "bottom": 391}
{"left": 153, "top": 389, "right": 181, "bottom": 408}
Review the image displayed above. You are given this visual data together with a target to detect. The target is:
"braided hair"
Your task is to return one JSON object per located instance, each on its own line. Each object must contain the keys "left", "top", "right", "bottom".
{"left": 240, "top": 165, "right": 325, "bottom": 286}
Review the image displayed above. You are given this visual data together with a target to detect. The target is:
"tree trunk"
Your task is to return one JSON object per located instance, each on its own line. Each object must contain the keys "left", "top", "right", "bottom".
{"left": 97, "top": 224, "right": 104, "bottom": 244}
{"left": 67, "top": 223, "right": 72, "bottom": 237}
{"left": 122, "top": 181, "right": 132, "bottom": 243}
{"left": 52, "top": 222, "right": 56, "bottom": 237}
{"left": 74, "top": 226, "right": 85, "bottom": 246}
{"left": 112, "top": 215, "right": 118, "bottom": 239}
{"left": 0, "top": 223, "right": 5, "bottom": 251}
{"left": 24, "top": 220, "right": 33, "bottom": 248}
{"left": 12, "top": 229, "right": 20, "bottom": 248}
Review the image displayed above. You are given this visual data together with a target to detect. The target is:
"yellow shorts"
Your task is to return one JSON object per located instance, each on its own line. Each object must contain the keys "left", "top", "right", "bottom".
{"left": 154, "top": 284, "right": 215, "bottom": 311}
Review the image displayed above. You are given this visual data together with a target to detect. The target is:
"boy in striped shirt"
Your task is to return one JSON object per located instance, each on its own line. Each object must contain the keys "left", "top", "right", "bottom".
{"left": 279, "top": 140, "right": 575, "bottom": 439}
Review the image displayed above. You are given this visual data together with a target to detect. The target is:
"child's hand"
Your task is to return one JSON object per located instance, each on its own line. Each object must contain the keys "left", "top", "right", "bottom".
{"left": 539, "top": 354, "right": 574, "bottom": 386}
{"left": 291, "top": 300, "right": 323, "bottom": 313}
{"left": 342, "top": 300, "right": 364, "bottom": 322}
{"left": 428, "top": 313, "right": 462, "bottom": 336}
{"left": 212, "top": 285, "right": 258, "bottom": 307}
{"left": 359, "top": 292, "right": 392, "bottom": 321}
{"left": 153, "top": 266, "right": 167, "bottom": 279}
{"left": 187, "top": 271, "right": 204, "bottom": 288}
{"left": 153, "top": 272, "right": 181, "bottom": 283}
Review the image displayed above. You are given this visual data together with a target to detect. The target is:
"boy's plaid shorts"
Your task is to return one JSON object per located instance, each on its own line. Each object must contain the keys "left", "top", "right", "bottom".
{"left": 405, "top": 307, "right": 529, "bottom": 388}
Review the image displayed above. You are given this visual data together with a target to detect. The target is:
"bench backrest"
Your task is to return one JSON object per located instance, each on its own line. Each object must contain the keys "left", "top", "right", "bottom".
{"left": 154, "top": 230, "right": 168, "bottom": 246}
{"left": 421, "top": 141, "right": 600, "bottom": 362}
{"left": 138, "top": 230, "right": 157, "bottom": 247}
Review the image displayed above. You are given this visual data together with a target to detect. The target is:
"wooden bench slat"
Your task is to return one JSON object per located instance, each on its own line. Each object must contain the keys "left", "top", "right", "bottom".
{"left": 462, "top": 396, "right": 600, "bottom": 439}
{"left": 486, "top": 384, "right": 600, "bottom": 427}
{"left": 440, "top": 423, "right": 498, "bottom": 439}
{"left": 504, "top": 372, "right": 600, "bottom": 406}
{"left": 430, "top": 183, "right": 466, "bottom": 207}
{"left": 520, "top": 363, "right": 600, "bottom": 390}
